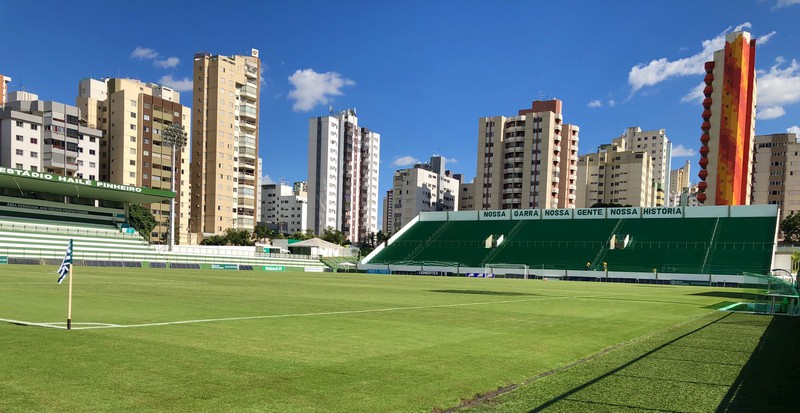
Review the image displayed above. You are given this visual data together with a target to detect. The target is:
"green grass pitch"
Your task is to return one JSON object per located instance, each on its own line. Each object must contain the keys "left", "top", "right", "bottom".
{"left": 1, "top": 266, "right": 797, "bottom": 412}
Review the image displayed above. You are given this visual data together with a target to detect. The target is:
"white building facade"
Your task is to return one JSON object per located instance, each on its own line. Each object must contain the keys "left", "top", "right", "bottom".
{"left": 260, "top": 182, "right": 308, "bottom": 234}
{"left": 0, "top": 91, "right": 100, "bottom": 179}
{"left": 307, "top": 109, "right": 380, "bottom": 243}
{"left": 384, "top": 156, "right": 460, "bottom": 234}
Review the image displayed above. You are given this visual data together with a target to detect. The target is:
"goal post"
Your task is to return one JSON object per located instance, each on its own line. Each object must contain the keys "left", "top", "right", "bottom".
{"left": 486, "top": 263, "right": 530, "bottom": 280}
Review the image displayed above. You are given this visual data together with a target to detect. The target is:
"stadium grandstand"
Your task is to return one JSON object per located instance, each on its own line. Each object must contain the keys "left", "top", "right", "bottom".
{"left": 0, "top": 167, "right": 326, "bottom": 271}
{"left": 362, "top": 205, "right": 781, "bottom": 285}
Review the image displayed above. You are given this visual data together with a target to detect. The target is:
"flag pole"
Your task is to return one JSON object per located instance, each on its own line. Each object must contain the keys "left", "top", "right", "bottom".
{"left": 67, "top": 263, "right": 73, "bottom": 330}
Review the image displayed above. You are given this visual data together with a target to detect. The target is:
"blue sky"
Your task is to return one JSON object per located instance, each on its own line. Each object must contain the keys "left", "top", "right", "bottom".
{"left": 3, "top": 1, "right": 800, "bottom": 211}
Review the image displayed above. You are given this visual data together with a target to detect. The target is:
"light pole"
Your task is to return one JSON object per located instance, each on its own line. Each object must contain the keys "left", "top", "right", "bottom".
{"left": 162, "top": 123, "right": 187, "bottom": 252}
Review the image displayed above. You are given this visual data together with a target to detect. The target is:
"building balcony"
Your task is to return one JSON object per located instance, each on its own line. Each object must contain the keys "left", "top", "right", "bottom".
{"left": 569, "top": 184, "right": 577, "bottom": 191}
{"left": 570, "top": 154, "right": 578, "bottom": 162}
{"left": 552, "top": 176, "right": 560, "bottom": 184}
{"left": 240, "top": 120, "right": 257, "bottom": 131}
{"left": 240, "top": 85, "right": 258, "bottom": 100}
{"left": 568, "top": 193, "right": 576, "bottom": 200}
{"left": 240, "top": 106, "right": 257, "bottom": 120}
{"left": 245, "top": 64, "right": 258, "bottom": 79}
{"left": 569, "top": 164, "right": 577, "bottom": 172}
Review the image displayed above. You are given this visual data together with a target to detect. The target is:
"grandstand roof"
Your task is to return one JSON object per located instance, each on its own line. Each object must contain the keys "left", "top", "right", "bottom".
{"left": 0, "top": 167, "right": 174, "bottom": 204}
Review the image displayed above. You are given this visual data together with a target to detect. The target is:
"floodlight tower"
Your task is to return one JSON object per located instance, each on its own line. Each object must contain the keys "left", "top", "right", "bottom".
{"left": 163, "top": 123, "right": 187, "bottom": 251}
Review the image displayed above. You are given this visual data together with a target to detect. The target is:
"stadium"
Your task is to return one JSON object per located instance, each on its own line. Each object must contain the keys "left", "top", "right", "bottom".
{"left": 1, "top": 169, "right": 799, "bottom": 412}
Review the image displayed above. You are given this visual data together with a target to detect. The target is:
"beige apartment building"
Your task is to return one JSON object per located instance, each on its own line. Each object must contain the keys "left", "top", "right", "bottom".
{"left": 384, "top": 156, "right": 460, "bottom": 234}
{"left": 751, "top": 133, "right": 800, "bottom": 224}
{"left": 669, "top": 160, "right": 691, "bottom": 206}
{"left": 190, "top": 50, "right": 261, "bottom": 238}
{"left": 476, "top": 99, "right": 579, "bottom": 210}
{"left": 614, "top": 127, "right": 671, "bottom": 206}
{"left": 576, "top": 138, "right": 654, "bottom": 208}
{"left": 77, "top": 77, "right": 191, "bottom": 243}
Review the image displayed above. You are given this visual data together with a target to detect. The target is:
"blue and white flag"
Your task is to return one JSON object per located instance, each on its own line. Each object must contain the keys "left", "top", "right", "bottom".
{"left": 57, "top": 239, "right": 73, "bottom": 284}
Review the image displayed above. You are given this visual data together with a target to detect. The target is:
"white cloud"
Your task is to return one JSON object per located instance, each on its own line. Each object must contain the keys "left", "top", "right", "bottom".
{"left": 681, "top": 82, "right": 706, "bottom": 104}
{"left": 628, "top": 23, "right": 753, "bottom": 94}
{"left": 758, "top": 31, "right": 777, "bottom": 44}
{"left": 773, "top": 0, "right": 800, "bottom": 9}
{"left": 158, "top": 75, "right": 193, "bottom": 92}
{"left": 391, "top": 156, "right": 419, "bottom": 168}
{"left": 587, "top": 99, "right": 602, "bottom": 108}
{"left": 758, "top": 58, "right": 800, "bottom": 108}
{"left": 671, "top": 145, "right": 697, "bottom": 157}
{"left": 788, "top": 125, "right": 800, "bottom": 135}
{"left": 607, "top": 99, "right": 616, "bottom": 107}
{"left": 444, "top": 157, "right": 458, "bottom": 164}
{"left": 262, "top": 175, "right": 274, "bottom": 185}
{"left": 131, "top": 46, "right": 158, "bottom": 60}
{"left": 154, "top": 57, "right": 180, "bottom": 68}
{"left": 287, "top": 69, "right": 355, "bottom": 112}
{"left": 757, "top": 106, "right": 786, "bottom": 120}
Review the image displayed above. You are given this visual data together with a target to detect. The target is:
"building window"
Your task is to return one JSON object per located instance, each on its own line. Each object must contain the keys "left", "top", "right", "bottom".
{"left": 15, "top": 121, "right": 24, "bottom": 127}
{"left": 30, "top": 152, "right": 38, "bottom": 158}
{"left": 89, "top": 149, "right": 96, "bottom": 155}
{"left": 16, "top": 135, "right": 23, "bottom": 142}
{"left": 30, "top": 124, "right": 38, "bottom": 131}
{"left": 129, "top": 172, "right": 136, "bottom": 178}
{"left": 15, "top": 163, "right": 22, "bottom": 169}
{"left": 30, "top": 138, "right": 38, "bottom": 144}
{"left": 15, "top": 149, "right": 23, "bottom": 156}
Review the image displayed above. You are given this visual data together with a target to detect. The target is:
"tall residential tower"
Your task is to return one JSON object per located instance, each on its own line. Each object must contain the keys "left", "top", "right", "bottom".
{"left": 190, "top": 50, "right": 261, "bottom": 238}
{"left": 307, "top": 109, "right": 380, "bottom": 243}
{"left": 476, "top": 99, "right": 579, "bottom": 210}
{"left": 697, "top": 31, "right": 757, "bottom": 205}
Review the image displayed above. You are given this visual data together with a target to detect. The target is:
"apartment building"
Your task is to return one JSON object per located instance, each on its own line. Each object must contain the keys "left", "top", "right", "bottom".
{"left": 0, "top": 91, "right": 100, "bottom": 179}
{"left": 77, "top": 77, "right": 191, "bottom": 243}
{"left": 476, "top": 99, "right": 579, "bottom": 210}
{"left": 259, "top": 182, "right": 308, "bottom": 234}
{"left": 669, "top": 160, "right": 691, "bottom": 206}
{"left": 384, "top": 156, "right": 460, "bottom": 234}
{"left": 307, "top": 109, "right": 380, "bottom": 243}
{"left": 190, "top": 50, "right": 261, "bottom": 238}
{"left": 751, "top": 133, "right": 800, "bottom": 223}
{"left": 458, "top": 181, "right": 477, "bottom": 211}
{"left": 575, "top": 138, "right": 654, "bottom": 207}
{"left": 697, "top": 31, "right": 757, "bottom": 205}
{"left": 614, "top": 127, "right": 671, "bottom": 205}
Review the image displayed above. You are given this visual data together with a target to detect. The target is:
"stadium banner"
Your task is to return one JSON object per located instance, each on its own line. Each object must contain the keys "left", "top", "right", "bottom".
{"left": 511, "top": 209, "right": 542, "bottom": 220}
{"left": 684, "top": 205, "right": 728, "bottom": 218}
{"left": 606, "top": 207, "right": 641, "bottom": 219}
{"left": 447, "top": 211, "right": 479, "bottom": 221}
{"left": 304, "top": 266, "right": 324, "bottom": 272}
{"left": 262, "top": 265, "right": 285, "bottom": 271}
{"left": 729, "top": 204, "right": 779, "bottom": 217}
{"left": 574, "top": 208, "right": 605, "bottom": 219}
{"left": 419, "top": 211, "right": 448, "bottom": 221}
{"left": 417, "top": 270, "right": 452, "bottom": 276}
{"left": 478, "top": 210, "right": 512, "bottom": 221}
{"left": 641, "top": 207, "right": 684, "bottom": 219}
{"left": 541, "top": 208, "right": 573, "bottom": 220}
{"left": 367, "top": 269, "right": 391, "bottom": 274}
{"left": 211, "top": 264, "right": 238, "bottom": 270}
{"left": 0, "top": 256, "right": 7, "bottom": 264}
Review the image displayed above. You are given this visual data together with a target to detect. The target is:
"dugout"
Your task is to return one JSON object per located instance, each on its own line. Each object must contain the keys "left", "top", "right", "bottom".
{"left": 0, "top": 166, "right": 173, "bottom": 229}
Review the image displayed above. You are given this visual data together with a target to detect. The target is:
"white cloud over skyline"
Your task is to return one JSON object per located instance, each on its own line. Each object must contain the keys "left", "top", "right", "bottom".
{"left": 130, "top": 46, "right": 180, "bottom": 69}
{"left": 158, "top": 75, "right": 193, "bottom": 92}
{"left": 287, "top": 69, "right": 355, "bottom": 112}
{"left": 587, "top": 99, "right": 602, "bottom": 108}
{"left": 671, "top": 144, "right": 697, "bottom": 157}
{"left": 391, "top": 156, "right": 419, "bottom": 168}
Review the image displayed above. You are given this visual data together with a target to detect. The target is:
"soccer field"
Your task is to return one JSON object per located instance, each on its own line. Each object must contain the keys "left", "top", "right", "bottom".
{"left": 1, "top": 266, "right": 796, "bottom": 412}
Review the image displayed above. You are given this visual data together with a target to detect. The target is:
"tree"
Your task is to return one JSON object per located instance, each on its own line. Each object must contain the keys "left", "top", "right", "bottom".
{"left": 321, "top": 227, "right": 346, "bottom": 245}
{"left": 377, "top": 230, "right": 391, "bottom": 244}
{"left": 290, "top": 230, "right": 314, "bottom": 241}
{"left": 128, "top": 204, "right": 157, "bottom": 239}
{"left": 225, "top": 228, "right": 254, "bottom": 246}
{"left": 253, "top": 224, "right": 271, "bottom": 243}
{"left": 200, "top": 235, "right": 227, "bottom": 246}
{"left": 780, "top": 212, "right": 800, "bottom": 243}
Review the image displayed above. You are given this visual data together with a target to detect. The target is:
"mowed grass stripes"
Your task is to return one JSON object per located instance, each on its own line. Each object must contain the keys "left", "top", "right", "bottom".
{"left": 0, "top": 266, "right": 790, "bottom": 412}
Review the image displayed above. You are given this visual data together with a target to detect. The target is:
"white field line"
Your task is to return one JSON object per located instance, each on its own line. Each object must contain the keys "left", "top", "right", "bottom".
{"left": 1, "top": 291, "right": 646, "bottom": 331}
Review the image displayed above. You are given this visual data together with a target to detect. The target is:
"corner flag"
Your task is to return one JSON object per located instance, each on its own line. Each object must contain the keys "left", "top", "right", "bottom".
{"left": 57, "top": 239, "right": 73, "bottom": 284}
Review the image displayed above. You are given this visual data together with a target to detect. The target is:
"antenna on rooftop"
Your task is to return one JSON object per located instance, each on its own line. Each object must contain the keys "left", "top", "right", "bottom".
{"left": 329, "top": 105, "right": 335, "bottom": 115}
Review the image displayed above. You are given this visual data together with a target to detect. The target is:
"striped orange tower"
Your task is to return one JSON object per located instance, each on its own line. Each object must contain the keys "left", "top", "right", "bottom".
{"left": 697, "top": 31, "right": 756, "bottom": 205}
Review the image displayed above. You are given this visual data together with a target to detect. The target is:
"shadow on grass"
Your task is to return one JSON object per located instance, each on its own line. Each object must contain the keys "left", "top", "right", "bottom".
{"left": 715, "top": 316, "right": 800, "bottom": 412}
{"left": 691, "top": 291, "right": 759, "bottom": 300}
{"left": 526, "top": 314, "right": 733, "bottom": 413}
{"left": 430, "top": 290, "right": 538, "bottom": 297}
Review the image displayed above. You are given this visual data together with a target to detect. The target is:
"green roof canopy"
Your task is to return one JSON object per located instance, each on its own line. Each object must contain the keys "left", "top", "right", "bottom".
{"left": 0, "top": 167, "right": 174, "bottom": 204}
